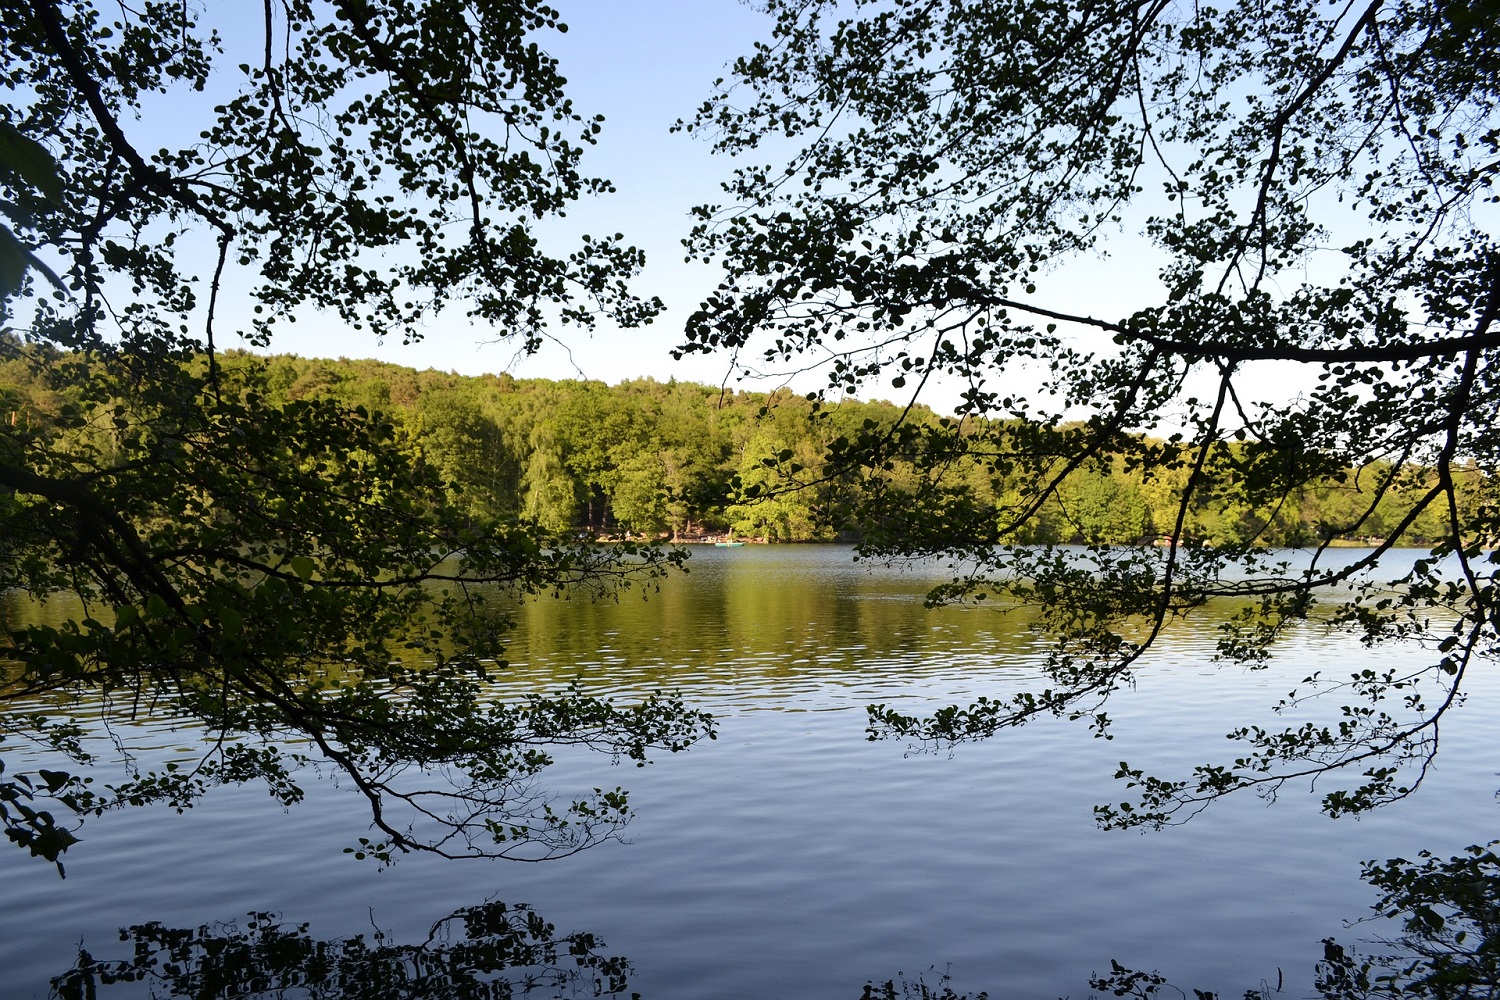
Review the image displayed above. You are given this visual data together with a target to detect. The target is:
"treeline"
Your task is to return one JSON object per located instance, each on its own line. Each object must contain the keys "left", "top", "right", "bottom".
{"left": 0, "top": 348, "right": 1466, "bottom": 546}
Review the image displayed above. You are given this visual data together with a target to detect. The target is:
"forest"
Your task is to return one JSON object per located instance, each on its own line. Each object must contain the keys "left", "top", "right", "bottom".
{"left": 3, "top": 3, "right": 1499, "bottom": 992}
{"left": 0, "top": 345, "right": 1467, "bottom": 550}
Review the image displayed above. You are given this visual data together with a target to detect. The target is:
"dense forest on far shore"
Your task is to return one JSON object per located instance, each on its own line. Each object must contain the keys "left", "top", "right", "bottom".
{"left": 1, "top": 348, "right": 1469, "bottom": 547}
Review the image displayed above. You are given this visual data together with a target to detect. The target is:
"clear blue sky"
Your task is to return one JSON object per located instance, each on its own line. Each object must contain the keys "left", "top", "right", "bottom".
{"left": 66, "top": 2, "right": 1338, "bottom": 417}
{"left": 256, "top": 1, "right": 778, "bottom": 390}
{"left": 279, "top": 2, "right": 1181, "bottom": 404}
{"left": 191, "top": 3, "right": 1272, "bottom": 416}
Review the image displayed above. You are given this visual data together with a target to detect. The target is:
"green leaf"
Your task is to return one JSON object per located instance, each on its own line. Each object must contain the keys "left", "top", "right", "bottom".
{"left": 288, "top": 555, "right": 316, "bottom": 582}
{"left": 0, "top": 122, "right": 64, "bottom": 203}
{"left": 0, "top": 223, "right": 66, "bottom": 299}
{"left": 219, "top": 606, "right": 243, "bottom": 635}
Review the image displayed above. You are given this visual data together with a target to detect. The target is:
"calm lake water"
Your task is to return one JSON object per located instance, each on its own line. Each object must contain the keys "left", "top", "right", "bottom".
{"left": 2, "top": 545, "right": 1497, "bottom": 998}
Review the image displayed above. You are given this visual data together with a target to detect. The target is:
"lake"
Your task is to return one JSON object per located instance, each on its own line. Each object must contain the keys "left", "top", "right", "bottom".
{"left": 2, "top": 545, "right": 1497, "bottom": 998}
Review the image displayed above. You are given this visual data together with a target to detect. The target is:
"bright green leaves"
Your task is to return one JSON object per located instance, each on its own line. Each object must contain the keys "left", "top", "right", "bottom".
{"left": 0, "top": 352, "right": 716, "bottom": 871}
{"left": 287, "top": 555, "right": 316, "bottom": 583}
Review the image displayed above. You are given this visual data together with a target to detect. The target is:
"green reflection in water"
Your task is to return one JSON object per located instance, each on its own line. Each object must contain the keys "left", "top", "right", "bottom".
{"left": 489, "top": 546, "right": 1051, "bottom": 702}
{"left": 8, "top": 545, "right": 1491, "bottom": 1000}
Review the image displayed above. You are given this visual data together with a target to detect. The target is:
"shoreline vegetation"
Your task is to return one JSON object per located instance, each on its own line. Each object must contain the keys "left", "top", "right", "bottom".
{"left": 1, "top": 345, "right": 1470, "bottom": 550}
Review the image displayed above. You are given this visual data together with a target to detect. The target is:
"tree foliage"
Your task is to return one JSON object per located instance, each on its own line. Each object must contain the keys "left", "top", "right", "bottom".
{"left": 1317, "top": 842, "right": 1500, "bottom": 1000}
{"left": 682, "top": 0, "right": 1500, "bottom": 824}
{"left": 8, "top": 353, "right": 1444, "bottom": 548}
{"left": 0, "top": 1, "right": 713, "bottom": 873}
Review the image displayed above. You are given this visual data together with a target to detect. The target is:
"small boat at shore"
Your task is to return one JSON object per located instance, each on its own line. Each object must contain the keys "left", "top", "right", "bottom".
{"left": 714, "top": 539, "right": 745, "bottom": 547}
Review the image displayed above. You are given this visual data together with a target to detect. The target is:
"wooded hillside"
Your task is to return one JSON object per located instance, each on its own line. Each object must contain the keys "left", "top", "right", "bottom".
{"left": 0, "top": 346, "right": 1468, "bottom": 547}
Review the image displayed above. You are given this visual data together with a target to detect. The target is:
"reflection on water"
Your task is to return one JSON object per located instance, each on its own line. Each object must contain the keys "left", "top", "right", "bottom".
{"left": 491, "top": 544, "right": 1453, "bottom": 707}
{"left": 1081, "top": 842, "right": 1500, "bottom": 1000}
{"left": 50, "top": 899, "right": 634, "bottom": 1000}
{"left": 43, "top": 838, "right": 1500, "bottom": 1000}
{"left": 495, "top": 545, "right": 1053, "bottom": 707}
{"left": 4, "top": 546, "right": 1499, "bottom": 1000}
{"left": 1320, "top": 841, "right": 1500, "bottom": 1000}
{"left": 3, "top": 544, "right": 1441, "bottom": 719}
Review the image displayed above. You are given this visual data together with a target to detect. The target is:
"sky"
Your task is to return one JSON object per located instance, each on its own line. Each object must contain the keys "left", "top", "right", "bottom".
{"left": 247, "top": 0, "right": 1186, "bottom": 410}
{"left": 246, "top": 0, "right": 788, "bottom": 391}
{"left": 114, "top": 2, "right": 1271, "bottom": 417}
